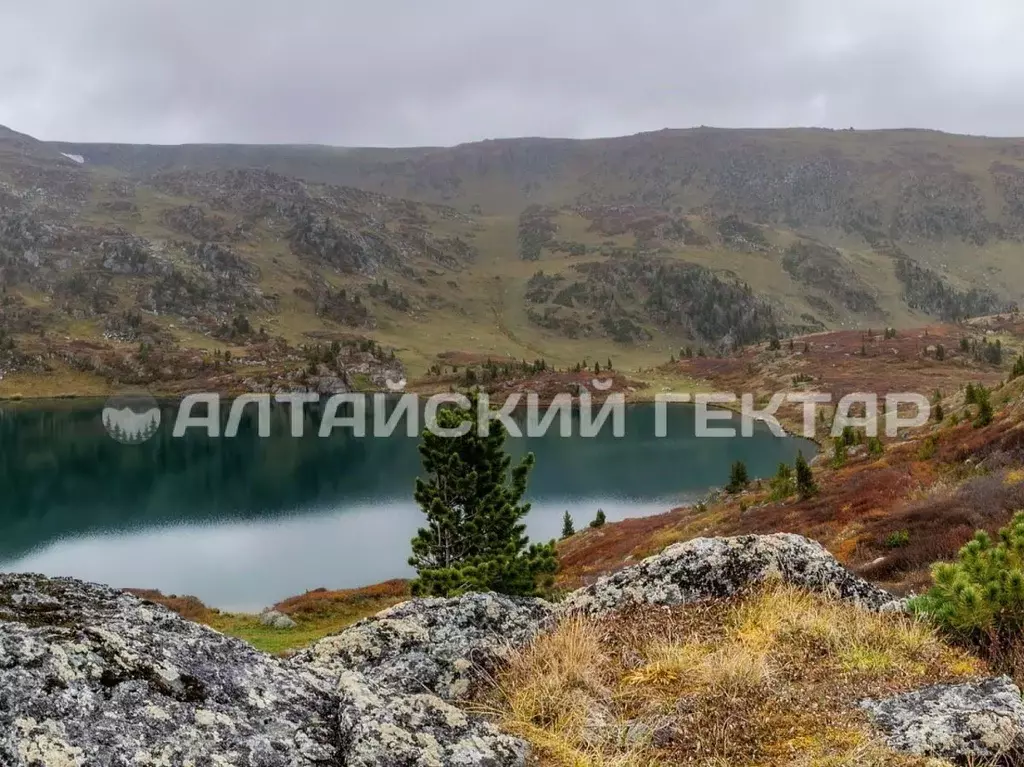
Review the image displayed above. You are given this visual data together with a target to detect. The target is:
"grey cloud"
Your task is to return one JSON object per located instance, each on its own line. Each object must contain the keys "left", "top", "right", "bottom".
{"left": 1, "top": 0, "right": 1023, "bottom": 146}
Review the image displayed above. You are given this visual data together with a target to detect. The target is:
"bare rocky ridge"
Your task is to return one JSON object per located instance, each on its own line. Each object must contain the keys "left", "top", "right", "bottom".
{"left": 1, "top": 534, "right": 1020, "bottom": 765}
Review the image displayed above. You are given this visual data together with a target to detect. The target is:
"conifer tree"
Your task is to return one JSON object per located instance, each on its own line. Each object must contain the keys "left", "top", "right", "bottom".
{"left": 795, "top": 451, "right": 817, "bottom": 499}
{"left": 831, "top": 437, "right": 847, "bottom": 469}
{"left": 561, "top": 511, "right": 575, "bottom": 539}
{"left": 409, "top": 392, "right": 557, "bottom": 597}
{"left": 589, "top": 509, "right": 607, "bottom": 528}
{"left": 769, "top": 462, "right": 795, "bottom": 500}
{"left": 726, "top": 460, "right": 749, "bottom": 493}
{"left": 912, "top": 513, "right": 1024, "bottom": 642}
{"left": 867, "top": 436, "right": 885, "bottom": 458}
{"left": 1012, "top": 354, "right": 1024, "bottom": 380}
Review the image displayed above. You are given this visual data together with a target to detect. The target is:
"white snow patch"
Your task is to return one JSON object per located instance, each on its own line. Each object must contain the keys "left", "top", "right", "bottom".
{"left": 60, "top": 153, "right": 85, "bottom": 164}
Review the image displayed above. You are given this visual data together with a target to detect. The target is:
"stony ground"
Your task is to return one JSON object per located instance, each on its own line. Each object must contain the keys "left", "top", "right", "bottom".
{"left": 3, "top": 534, "right": 1023, "bottom": 766}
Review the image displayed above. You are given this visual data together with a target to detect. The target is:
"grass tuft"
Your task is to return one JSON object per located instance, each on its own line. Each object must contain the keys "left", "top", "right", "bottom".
{"left": 481, "top": 584, "right": 981, "bottom": 766}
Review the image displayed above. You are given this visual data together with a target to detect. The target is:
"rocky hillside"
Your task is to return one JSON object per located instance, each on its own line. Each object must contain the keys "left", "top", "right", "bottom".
{"left": 1, "top": 534, "right": 1021, "bottom": 765}
{"left": 1, "top": 125, "right": 1024, "bottom": 395}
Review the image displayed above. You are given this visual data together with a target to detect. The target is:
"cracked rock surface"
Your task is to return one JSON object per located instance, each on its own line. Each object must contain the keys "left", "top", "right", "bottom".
{"left": 0, "top": 573, "right": 340, "bottom": 766}
{"left": 289, "top": 592, "right": 553, "bottom": 700}
{"left": 860, "top": 676, "right": 1024, "bottom": 763}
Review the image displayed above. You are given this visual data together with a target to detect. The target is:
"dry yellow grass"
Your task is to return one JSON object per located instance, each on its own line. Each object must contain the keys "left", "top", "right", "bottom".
{"left": 481, "top": 585, "right": 982, "bottom": 766}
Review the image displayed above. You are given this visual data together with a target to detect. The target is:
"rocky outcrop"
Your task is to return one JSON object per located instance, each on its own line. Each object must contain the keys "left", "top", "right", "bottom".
{"left": 290, "top": 592, "right": 553, "bottom": 700}
{"left": 860, "top": 676, "right": 1024, "bottom": 763}
{"left": 0, "top": 573, "right": 340, "bottom": 766}
{"left": 0, "top": 575, "right": 531, "bottom": 766}
{"left": 560, "top": 533, "right": 905, "bottom": 616}
{"left": 0, "top": 533, "right": 996, "bottom": 766}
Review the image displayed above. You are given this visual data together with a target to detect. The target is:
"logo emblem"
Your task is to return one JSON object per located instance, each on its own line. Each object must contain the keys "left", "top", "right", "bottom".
{"left": 102, "top": 393, "right": 161, "bottom": 444}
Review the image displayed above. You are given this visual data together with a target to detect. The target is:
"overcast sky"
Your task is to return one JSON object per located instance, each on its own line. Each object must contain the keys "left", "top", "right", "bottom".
{"left": 2, "top": 0, "right": 1023, "bottom": 146}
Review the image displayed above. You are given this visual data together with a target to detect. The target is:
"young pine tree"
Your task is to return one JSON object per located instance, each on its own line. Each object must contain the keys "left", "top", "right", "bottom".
{"left": 726, "top": 460, "right": 749, "bottom": 493}
{"left": 795, "top": 452, "right": 817, "bottom": 499}
{"left": 1012, "top": 354, "right": 1024, "bottom": 381}
{"left": 831, "top": 437, "right": 847, "bottom": 469}
{"left": 590, "top": 509, "right": 607, "bottom": 528}
{"left": 912, "top": 513, "right": 1024, "bottom": 643}
{"left": 409, "top": 393, "right": 557, "bottom": 597}
{"left": 769, "top": 462, "right": 795, "bottom": 501}
{"left": 561, "top": 511, "right": 575, "bottom": 539}
{"left": 965, "top": 382, "right": 978, "bottom": 406}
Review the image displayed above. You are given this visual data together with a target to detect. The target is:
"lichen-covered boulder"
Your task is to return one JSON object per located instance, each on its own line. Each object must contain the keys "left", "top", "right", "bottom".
{"left": 560, "top": 533, "right": 904, "bottom": 616}
{"left": 0, "top": 574, "right": 533, "bottom": 767}
{"left": 290, "top": 592, "right": 553, "bottom": 700}
{"left": 860, "top": 676, "right": 1024, "bottom": 763}
{"left": 0, "top": 573, "right": 340, "bottom": 766}
{"left": 259, "top": 609, "right": 298, "bottom": 629}
{"left": 337, "top": 671, "right": 528, "bottom": 767}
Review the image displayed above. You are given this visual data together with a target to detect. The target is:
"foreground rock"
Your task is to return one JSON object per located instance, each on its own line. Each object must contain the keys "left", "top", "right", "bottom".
{"left": 290, "top": 592, "right": 553, "bottom": 700}
{"left": 0, "top": 575, "right": 529, "bottom": 766}
{"left": 861, "top": 676, "right": 1024, "bottom": 763}
{"left": 338, "top": 671, "right": 527, "bottom": 767}
{"left": 0, "top": 574, "right": 339, "bottom": 766}
{"left": 0, "top": 533, "right": 975, "bottom": 766}
{"left": 560, "top": 533, "right": 905, "bottom": 615}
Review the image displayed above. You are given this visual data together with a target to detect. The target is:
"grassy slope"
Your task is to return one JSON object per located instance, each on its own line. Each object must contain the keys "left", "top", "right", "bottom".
{"left": 127, "top": 579, "right": 410, "bottom": 655}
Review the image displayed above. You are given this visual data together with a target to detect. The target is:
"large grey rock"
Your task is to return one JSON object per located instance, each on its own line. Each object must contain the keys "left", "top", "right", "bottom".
{"left": 860, "top": 676, "right": 1024, "bottom": 763}
{"left": 0, "top": 573, "right": 339, "bottom": 766}
{"left": 0, "top": 574, "right": 531, "bottom": 767}
{"left": 560, "top": 533, "right": 905, "bottom": 616}
{"left": 290, "top": 592, "right": 553, "bottom": 700}
{"left": 259, "top": 608, "right": 298, "bottom": 629}
{"left": 337, "top": 671, "right": 527, "bottom": 767}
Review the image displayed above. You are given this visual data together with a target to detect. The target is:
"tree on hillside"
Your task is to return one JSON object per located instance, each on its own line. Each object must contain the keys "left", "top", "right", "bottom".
{"left": 974, "top": 385, "right": 994, "bottom": 428}
{"left": 770, "top": 462, "right": 795, "bottom": 501}
{"left": 912, "top": 513, "right": 1024, "bottom": 644}
{"left": 965, "top": 383, "right": 978, "bottom": 405}
{"left": 726, "top": 460, "right": 749, "bottom": 493}
{"left": 831, "top": 438, "right": 847, "bottom": 469}
{"left": 561, "top": 511, "right": 575, "bottom": 539}
{"left": 590, "top": 509, "right": 607, "bottom": 528}
{"left": 795, "top": 452, "right": 817, "bottom": 499}
{"left": 1012, "top": 354, "right": 1024, "bottom": 380}
{"left": 409, "top": 392, "right": 557, "bottom": 597}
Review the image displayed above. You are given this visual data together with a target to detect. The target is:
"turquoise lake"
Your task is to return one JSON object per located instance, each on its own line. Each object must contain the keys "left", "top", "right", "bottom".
{"left": 0, "top": 399, "right": 811, "bottom": 611}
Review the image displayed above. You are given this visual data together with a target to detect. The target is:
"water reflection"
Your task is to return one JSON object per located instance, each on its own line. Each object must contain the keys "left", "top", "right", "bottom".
{"left": 0, "top": 399, "right": 809, "bottom": 609}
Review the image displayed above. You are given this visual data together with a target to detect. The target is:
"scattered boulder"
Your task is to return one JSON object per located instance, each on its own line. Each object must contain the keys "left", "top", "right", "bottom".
{"left": 259, "top": 608, "right": 297, "bottom": 629}
{"left": 860, "top": 676, "right": 1024, "bottom": 763}
{"left": 560, "top": 533, "right": 906, "bottom": 616}
{"left": 290, "top": 592, "right": 553, "bottom": 700}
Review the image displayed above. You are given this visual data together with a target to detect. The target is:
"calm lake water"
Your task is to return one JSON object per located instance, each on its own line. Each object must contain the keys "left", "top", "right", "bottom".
{"left": 0, "top": 399, "right": 810, "bottom": 611}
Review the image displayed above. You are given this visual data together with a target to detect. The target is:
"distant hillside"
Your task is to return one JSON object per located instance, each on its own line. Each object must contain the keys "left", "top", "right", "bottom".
{"left": 0, "top": 125, "right": 1018, "bottom": 395}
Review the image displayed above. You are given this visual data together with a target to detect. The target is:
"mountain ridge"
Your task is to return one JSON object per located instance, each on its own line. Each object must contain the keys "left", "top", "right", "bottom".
{"left": 0, "top": 123, "right": 1021, "bottom": 395}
